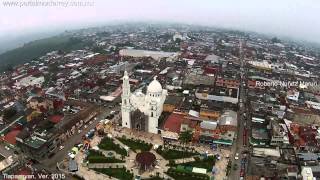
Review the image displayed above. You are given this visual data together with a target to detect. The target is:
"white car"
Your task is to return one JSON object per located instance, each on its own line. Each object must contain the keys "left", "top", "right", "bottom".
{"left": 59, "top": 145, "right": 64, "bottom": 150}
{"left": 68, "top": 152, "right": 75, "bottom": 159}
{"left": 235, "top": 153, "right": 239, "bottom": 160}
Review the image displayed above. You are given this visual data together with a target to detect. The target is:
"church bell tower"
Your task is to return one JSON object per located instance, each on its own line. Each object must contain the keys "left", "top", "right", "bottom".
{"left": 121, "top": 71, "right": 131, "bottom": 128}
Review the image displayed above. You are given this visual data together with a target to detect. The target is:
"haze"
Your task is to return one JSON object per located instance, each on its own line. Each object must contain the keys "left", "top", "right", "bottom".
{"left": 0, "top": 0, "right": 320, "bottom": 48}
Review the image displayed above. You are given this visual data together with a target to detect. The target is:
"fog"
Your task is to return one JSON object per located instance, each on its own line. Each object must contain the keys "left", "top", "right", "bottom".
{"left": 0, "top": 0, "right": 320, "bottom": 45}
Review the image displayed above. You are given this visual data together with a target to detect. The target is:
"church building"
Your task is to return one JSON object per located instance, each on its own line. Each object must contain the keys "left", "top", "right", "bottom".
{"left": 121, "top": 71, "right": 167, "bottom": 134}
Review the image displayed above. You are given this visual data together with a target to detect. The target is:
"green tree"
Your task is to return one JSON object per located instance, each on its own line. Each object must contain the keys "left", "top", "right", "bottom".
{"left": 179, "top": 130, "right": 193, "bottom": 163}
{"left": 179, "top": 130, "right": 193, "bottom": 145}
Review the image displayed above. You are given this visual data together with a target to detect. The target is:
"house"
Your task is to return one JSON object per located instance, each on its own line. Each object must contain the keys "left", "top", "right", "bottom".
{"left": 270, "top": 122, "right": 290, "bottom": 146}
{"left": 287, "top": 165, "right": 298, "bottom": 179}
{"left": 163, "top": 96, "right": 183, "bottom": 113}
{"left": 301, "top": 167, "right": 314, "bottom": 180}
{"left": 27, "top": 96, "right": 53, "bottom": 112}
{"left": 218, "top": 110, "right": 238, "bottom": 132}
{"left": 196, "top": 121, "right": 219, "bottom": 143}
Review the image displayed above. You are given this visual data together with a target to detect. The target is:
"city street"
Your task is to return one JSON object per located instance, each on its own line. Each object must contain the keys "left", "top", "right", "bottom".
{"left": 40, "top": 102, "right": 121, "bottom": 171}
{"left": 228, "top": 40, "right": 249, "bottom": 180}
{"left": 0, "top": 144, "right": 14, "bottom": 158}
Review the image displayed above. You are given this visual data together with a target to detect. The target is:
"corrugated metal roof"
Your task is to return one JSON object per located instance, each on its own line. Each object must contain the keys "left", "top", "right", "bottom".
{"left": 200, "top": 121, "right": 217, "bottom": 130}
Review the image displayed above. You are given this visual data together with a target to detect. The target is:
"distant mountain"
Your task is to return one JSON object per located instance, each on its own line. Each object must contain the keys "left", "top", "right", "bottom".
{"left": 0, "top": 35, "right": 92, "bottom": 72}
{"left": 0, "top": 31, "right": 63, "bottom": 54}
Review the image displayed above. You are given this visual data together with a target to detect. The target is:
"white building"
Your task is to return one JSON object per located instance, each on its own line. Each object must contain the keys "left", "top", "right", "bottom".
{"left": 121, "top": 71, "right": 167, "bottom": 134}
{"left": 14, "top": 76, "right": 44, "bottom": 89}
{"left": 301, "top": 167, "right": 315, "bottom": 180}
{"left": 119, "top": 49, "right": 179, "bottom": 60}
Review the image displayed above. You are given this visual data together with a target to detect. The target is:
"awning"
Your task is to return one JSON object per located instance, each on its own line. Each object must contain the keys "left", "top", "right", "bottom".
{"left": 212, "top": 139, "right": 233, "bottom": 145}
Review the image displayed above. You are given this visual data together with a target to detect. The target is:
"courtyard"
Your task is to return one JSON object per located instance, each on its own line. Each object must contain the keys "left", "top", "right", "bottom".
{"left": 62, "top": 126, "right": 230, "bottom": 180}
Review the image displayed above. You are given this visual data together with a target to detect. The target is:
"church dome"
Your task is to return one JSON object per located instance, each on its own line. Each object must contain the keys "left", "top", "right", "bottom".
{"left": 147, "top": 76, "right": 162, "bottom": 93}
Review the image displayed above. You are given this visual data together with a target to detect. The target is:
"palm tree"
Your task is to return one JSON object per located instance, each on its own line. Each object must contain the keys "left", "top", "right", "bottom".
{"left": 179, "top": 130, "right": 193, "bottom": 145}
{"left": 178, "top": 130, "right": 193, "bottom": 162}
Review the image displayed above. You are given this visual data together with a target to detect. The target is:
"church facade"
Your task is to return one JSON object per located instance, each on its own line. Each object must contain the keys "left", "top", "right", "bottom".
{"left": 121, "top": 71, "right": 167, "bottom": 134}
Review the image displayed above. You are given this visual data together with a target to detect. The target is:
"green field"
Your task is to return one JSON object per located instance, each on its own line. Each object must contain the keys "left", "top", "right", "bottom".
{"left": 156, "top": 148, "right": 197, "bottom": 160}
{"left": 98, "top": 137, "right": 127, "bottom": 156}
{"left": 166, "top": 168, "right": 210, "bottom": 180}
{"left": 87, "top": 150, "right": 124, "bottom": 163}
{"left": 93, "top": 168, "right": 133, "bottom": 180}
{"left": 180, "top": 156, "right": 216, "bottom": 171}
{"left": 116, "top": 137, "right": 152, "bottom": 152}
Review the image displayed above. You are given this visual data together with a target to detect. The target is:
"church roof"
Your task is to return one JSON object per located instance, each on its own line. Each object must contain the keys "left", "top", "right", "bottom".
{"left": 147, "top": 76, "right": 162, "bottom": 93}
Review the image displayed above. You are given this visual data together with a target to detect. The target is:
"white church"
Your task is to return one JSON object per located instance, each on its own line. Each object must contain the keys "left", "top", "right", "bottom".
{"left": 121, "top": 71, "right": 167, "bottom": 134}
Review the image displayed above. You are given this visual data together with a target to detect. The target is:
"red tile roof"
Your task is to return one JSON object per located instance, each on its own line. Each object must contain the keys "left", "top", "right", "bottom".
{"left": 163, "top": 113, "right": 184, "bottom": 133}
{"left": 4, "top": 130, "right": 21, "bottom": 145}
{"left": 49, "top": 115, "right": 64, "bottom": 124}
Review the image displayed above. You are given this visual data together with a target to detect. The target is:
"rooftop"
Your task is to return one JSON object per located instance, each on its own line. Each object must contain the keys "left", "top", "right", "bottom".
{"left": 163, "top": 112, "right": 185, "bottom": 133}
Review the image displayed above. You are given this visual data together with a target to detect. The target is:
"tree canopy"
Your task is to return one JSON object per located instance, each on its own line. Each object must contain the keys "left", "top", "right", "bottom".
{"left": 179, "top": 130, "right": 193, "bottom": 144}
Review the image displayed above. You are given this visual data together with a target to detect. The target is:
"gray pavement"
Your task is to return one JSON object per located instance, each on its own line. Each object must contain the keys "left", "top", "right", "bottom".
{"left": 228, "top": 40, "right": 249, "bottom": 180}
{"left": 0, "top": 144, "right": 14, "bottom": 158}
{"left": 41, "top": 103, "right": 121, "bottom": 171}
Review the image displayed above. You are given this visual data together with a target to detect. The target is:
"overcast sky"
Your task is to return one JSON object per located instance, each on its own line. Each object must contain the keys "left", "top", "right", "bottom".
{"left": 1, "top": 0, "right": 320, "bottom": 43}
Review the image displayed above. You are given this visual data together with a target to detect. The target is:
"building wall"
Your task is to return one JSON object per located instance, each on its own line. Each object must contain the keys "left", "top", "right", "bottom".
{"left": 195, "top": 92, "right": 239, "bottom": 104}
{"left": 200, "top": 110, "right": 220, "bottom": 120}
{"left": 121, "top": 73, "right": 167, "bottom": 134}
{"left": 163, "top": 104, "right": 176, "bottom": 112}
{"left": 216, "top": 78, "right": 240, "bottom": 88}
{"left": 28, "top": 99, "right": 53, "bottom": 112}
{"left": 219, "top": 125, "right": 237, "bottom": 132}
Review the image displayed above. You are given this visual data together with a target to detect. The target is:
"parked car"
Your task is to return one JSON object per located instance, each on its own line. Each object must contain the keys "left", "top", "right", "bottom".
{"left": 240, "top": 169, "right": 245, "bottom": 177}
{"left": 235, "top": 153, "right": 239, "bottom": 160}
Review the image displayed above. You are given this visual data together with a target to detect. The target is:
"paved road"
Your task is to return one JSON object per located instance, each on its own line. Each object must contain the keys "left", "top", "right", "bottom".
{"left": 40, "top": 103, "right": 121, "bottom": 171}
{"left": 0, "top": 144, "right": 14, "bottom": 158}
{"left": 228, "top": 40, "right": 249, "bottom": 180}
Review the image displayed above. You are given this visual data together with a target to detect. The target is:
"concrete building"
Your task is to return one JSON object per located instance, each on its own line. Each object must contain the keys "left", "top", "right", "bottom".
{"left": 301, "top": 167, "right": 315, "bottom": 180}
{"left": 13, "top": 76, "right": 44, "bottom": 89}
{"left": 119, "top": 49, "right": 179, "bottom": 60}
{"left": 121, "top": 71, "right": 167, "bottom": 134}
{"left": 270, "top": 122, "right": 290, "bottom": 146}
